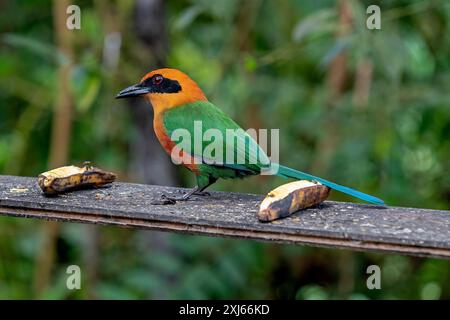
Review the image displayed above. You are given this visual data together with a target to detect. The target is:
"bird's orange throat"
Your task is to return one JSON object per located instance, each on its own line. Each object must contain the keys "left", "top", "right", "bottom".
{"left": 144, "top": 90, "right": 206, "bottom": 115}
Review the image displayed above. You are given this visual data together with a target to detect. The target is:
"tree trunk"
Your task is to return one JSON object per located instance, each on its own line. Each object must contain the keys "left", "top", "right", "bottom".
{"left": 33, "top": 0, "right": 74, "bottom": 297}
{"left": 131, "top": 0, "right": 178, "bottom": 299}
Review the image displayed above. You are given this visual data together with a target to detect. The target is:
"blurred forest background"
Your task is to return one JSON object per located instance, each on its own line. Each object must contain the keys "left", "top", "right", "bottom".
{"left": 0, "top": 0, "right": 449, "bottom": 299}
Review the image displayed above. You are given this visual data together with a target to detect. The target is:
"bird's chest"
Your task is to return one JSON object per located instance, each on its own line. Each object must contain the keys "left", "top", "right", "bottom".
{"left": 153, "top": 113, "right": 174, "bottom": 153}
{"left": 153, "top": 113, "right": 199, "bottom": 173}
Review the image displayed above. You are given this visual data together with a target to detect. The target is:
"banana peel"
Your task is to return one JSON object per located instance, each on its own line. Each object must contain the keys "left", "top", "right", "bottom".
{"left": 259, "top": 180, "right": 330, "bottom": 222}
{"left": 38, "top": 163, "right": 116, "bottom": 195}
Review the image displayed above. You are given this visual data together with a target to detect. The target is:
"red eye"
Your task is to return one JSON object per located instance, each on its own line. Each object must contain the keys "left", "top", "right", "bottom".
{"left": 152, "top": 75, "right": 163, "bottom": 85}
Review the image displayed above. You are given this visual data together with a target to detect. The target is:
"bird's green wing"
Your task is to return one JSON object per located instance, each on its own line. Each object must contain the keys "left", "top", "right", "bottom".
{"left": 162, "top": 101, "right": 270, "bottom": 173}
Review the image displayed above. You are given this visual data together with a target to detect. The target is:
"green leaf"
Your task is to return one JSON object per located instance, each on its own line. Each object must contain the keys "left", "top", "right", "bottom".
{"left": 2, "top": 33, "right": 67, "bottom": 65}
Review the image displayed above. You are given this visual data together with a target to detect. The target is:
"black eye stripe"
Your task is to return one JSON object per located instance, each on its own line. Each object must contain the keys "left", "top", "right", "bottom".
{"left": 140, "top": 75, "right": 182, "bottom": 94}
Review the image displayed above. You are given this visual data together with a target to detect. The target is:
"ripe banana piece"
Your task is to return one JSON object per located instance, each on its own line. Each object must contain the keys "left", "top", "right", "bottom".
{"left": 259, "top": 180, "right": 330, "bottom": 222}
{"left": 38, "top": 163, "right": 116, "bottom": 195}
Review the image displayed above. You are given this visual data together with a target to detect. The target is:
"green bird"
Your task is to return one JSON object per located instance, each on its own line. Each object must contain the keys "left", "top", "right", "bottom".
{"left": 117, "top": 68, "right": 384, "bottom": 205}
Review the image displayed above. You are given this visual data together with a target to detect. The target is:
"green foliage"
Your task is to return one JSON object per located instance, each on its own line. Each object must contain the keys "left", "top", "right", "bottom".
{"left": 0, "top": 0, "right": 449, "bottom": 299}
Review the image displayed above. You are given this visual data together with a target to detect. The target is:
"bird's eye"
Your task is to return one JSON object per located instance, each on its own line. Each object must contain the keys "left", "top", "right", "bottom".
{"left": 152, "top": 75, "right": 163, "bottom": 85}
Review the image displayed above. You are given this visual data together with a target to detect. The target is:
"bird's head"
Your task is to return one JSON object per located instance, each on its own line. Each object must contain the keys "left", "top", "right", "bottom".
{"left": 116, "top": 68, "right": 207, "bottom": 112}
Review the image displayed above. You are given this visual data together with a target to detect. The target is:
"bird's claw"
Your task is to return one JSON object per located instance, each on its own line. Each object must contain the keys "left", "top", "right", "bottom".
{"left": 193, "top": 191, "right": 211, "bottom": 196}
{"left": 151, "top": 194, "right": 177, "bottom": 205}
{"left": 151, "top": 189, "right": 210, "bottom": 205}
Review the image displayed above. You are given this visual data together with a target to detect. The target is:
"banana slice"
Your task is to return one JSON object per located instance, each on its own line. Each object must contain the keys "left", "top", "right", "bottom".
{"left": 38, "top": 163, "right": 116, "bottom": 195}
{"left": 259, "top": 180, "right": 330, "bottom": 222}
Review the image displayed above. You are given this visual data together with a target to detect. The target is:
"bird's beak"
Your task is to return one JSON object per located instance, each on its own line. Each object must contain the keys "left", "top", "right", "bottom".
{"left": 115, "top": 83, "right": 151, "bottom": 99}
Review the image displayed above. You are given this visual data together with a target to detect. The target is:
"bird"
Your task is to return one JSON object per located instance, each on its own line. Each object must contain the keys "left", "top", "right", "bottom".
{"left": 116, "top": 68, "right": 384, "bottom": 205}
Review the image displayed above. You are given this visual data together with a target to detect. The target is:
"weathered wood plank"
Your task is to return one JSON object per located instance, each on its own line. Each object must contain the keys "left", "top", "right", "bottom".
{"left": 0, "top": 175, "right": 449, "bottom": 259}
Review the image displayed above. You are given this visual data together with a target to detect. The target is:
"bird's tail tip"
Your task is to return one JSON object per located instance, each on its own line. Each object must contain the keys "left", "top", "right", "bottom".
{"left": 277, "top": 164, "right": 385, "bottom": 206}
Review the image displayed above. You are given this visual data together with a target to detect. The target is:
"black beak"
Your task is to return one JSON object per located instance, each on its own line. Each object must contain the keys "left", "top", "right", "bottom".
{"left": 116, "top": 84, "right": 150, "bottom": 99}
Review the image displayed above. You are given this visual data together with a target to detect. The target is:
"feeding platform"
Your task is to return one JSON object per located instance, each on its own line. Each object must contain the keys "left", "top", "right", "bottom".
{"left": 0, "top": 175, "right": 449, "bottom": 259}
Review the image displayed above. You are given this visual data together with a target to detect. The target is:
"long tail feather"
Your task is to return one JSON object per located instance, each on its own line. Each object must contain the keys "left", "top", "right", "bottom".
{"left": 277, "top": 165, "right": 385, "bottom": 205}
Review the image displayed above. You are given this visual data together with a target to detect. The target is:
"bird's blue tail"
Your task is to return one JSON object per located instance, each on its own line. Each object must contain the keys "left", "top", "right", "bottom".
{"left": 276, "top": 165, "right": 384, "bottom": 205}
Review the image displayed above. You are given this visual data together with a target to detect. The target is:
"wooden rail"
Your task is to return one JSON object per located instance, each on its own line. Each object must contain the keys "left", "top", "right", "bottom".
{"left": 0, "top": 175, "right": 449, "bottom": 259}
